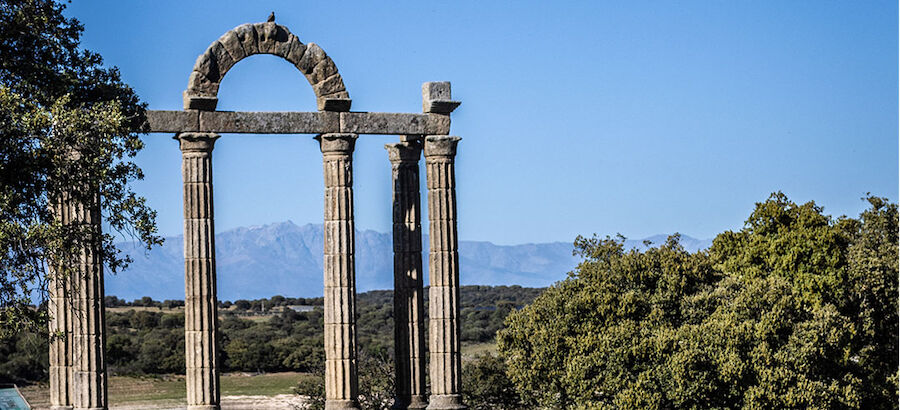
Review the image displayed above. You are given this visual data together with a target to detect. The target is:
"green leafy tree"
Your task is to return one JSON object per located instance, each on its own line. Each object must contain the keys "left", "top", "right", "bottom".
{"left": 461, "top": 353, "right": 524, "bottom": 409}
{"left": 498, "top": 193, "right": 898, "bottom": 409}
{"left": 0, "top": 0, "right": 161, "bottom": 335}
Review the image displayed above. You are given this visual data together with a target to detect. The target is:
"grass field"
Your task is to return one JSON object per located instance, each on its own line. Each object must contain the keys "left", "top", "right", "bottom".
{"left": 19, "top": 372, "right": 310, "bottom": 409}
{"left": 462, "top": 342, "right": 498, "bottom": 359}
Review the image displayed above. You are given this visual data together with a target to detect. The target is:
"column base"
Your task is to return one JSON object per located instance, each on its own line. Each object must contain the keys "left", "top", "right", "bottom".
{"left": 187, "top": 405, "right": 220, "bottom": 410}
{"left": 426, "top": 394, "right": 466, "bottom": 410}
{"left": 392, "top": 395, "right": 429, "bottom": 409}
{"left": 326, "top": 399, "right": 361, "bottom": 409}
{"left": 50, "top": 407, "right": 74, "bottom": 410}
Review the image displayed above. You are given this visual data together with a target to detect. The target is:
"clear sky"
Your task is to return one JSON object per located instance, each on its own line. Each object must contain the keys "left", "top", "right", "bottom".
{"left": 65, "top": 1, "right": 898, "bottom": 245}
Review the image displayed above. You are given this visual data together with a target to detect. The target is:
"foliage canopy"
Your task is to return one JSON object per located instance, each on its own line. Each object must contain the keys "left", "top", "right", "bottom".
{"left": 498, "top": 193, "right": 898, "bottom": 409}
{"left": 0, "top": 0, "right": 161, "bottom": 335}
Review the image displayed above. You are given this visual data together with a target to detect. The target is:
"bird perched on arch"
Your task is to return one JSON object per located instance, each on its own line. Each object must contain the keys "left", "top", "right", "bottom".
{"left": 267, "top": 12, "right": 275, "bottom": 22}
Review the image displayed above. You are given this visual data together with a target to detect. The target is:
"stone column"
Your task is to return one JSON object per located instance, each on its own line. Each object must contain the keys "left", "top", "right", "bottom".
{"left": 317, "top": 133, "right": 360, "bottom": 410}
{"left": 424, "top": 136, "right": 465, "bottom": 410}
{"left": 49, "top": 270, "right": 72, "bottom": 410}
{"left": 386, "top": 138, "right": 427, "bottom": 409}
{"left": 49, "top": 196, "right": 74, "bottom": 410}
{"left": 70, "top": 189, "right": 107, "bottom": 410}
{"left": 176, "top": 132, "right": 221, "bottom": 410}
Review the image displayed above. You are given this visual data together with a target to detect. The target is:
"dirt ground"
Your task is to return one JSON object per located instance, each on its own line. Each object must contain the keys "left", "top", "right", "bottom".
{"left": 19, "top": 373, "right": 310, "bottom": 410}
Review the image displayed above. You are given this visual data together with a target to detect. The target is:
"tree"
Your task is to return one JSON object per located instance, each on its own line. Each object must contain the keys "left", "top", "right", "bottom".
{"left": 498, "top": 193, "right": 898, "bottom": 409}
{"left": 0, "top": 0, "right": 161, "bottom": 336}
{"left": 461, "top": 353, "right": 524, "bottom": 409}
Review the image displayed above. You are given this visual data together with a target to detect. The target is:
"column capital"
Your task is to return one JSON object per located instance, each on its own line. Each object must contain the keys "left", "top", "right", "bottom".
{"left": 424, "top": 136, "right": 461, "bottom": 159}
{"left": 385, "top": 139, "right": 423, "bottom": 163}
{"left": 175, "top": 132, "right": 220, "bottom": 153}
{"left": 316, "top": 133, "right": 358, "bottom": 154}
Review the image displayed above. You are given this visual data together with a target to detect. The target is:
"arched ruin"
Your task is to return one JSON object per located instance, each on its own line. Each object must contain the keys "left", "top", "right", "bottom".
{"left": 48, "top": 20, "right": 465, "bottom": 410}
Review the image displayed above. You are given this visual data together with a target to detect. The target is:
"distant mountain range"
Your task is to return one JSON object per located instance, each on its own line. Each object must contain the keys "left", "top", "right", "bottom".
{"left": 108, "top": 221, "right": 711, "bottom": 301}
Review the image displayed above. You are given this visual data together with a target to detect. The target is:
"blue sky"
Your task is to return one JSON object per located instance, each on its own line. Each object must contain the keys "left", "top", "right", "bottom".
{"left": 66, "top": 1, "right": 898, "bottom": 245}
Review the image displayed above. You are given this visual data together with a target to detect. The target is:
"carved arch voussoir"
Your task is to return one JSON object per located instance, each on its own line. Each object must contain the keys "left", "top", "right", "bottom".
{"left": 184, "top": 22, "right": 351, "bottom": 112}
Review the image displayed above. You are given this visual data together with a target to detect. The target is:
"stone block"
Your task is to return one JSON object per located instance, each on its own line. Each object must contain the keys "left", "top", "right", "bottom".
{"left": 422, "top": 82, "right": 452, "bottom": 100}
{"left": 314, "top": 75, "right": 347, "bottom": 98}
{"left": 183, "top": 92, "right": 218, "bottom": 111}
{"left": 208, "top": 41, "right": 235, "bottom": 77}
{"left": 310, "top": 59, "right": 339, "bottom": 85}
{"left": 425, "top": 114, "right": 451, "bottom": 135}
{"left": 285, "top": 36, "right": 307, "bottom": 65}
{"left": 321, "top": 97, "right": 353, "bottom": 112}
{"left": 274, "top": 33, "right": 298, "bottom": 59}
{"left": 233, "top": 23, "right": 259, "bottom": 56}
{"left": 340, "top": 113, "right": 431, "bottom": 135}
{"left": 422, "top": 82, "right": 460, "bottom": 114}
{"left": 187, "top": 70, "right": 218, "bottom": 95}
{"left": 254, "top": 22, "right": 279, "bottom": 54}
{"left": 198, "top": 111, "right": 338, "bottom": 134}
{"left": 297, "top": 43, "right": 326, "bottom": 74}
{"left": 145, "top": 110, "right": 199, "bottom": 133}
{"left": 218, "top": 30, "right": 247, "bottom": 62}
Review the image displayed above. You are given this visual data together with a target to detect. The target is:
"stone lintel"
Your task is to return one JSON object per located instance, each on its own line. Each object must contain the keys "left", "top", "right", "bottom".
{"left": 199, "top": 111, "right": 338, "bottom": 134}
{"left": 340, "top": 113, "right": 449, "bottom": 135}
{"left": 146, "top": 111, "right": 450, "bottom": 135}
{"left": 147, "top": 110, "right": 199, "bottom": 133}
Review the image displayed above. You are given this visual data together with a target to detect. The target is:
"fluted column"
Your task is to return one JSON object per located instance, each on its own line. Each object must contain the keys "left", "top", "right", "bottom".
{"left": 386, "top": 138, "right": 427, "bottom": 409}
{"left": 424, "top": 136, "right": 465, "bottom": 410}
{"left": 69, "top": 188, "right": 107, "bottom": 410}
{"left": 49, "top": 268, "right": 73, "bottom": 410}
{"left": 49, "top": 195, "right": 74, "bottom": 410}
{"left": 317, "top": 133, "right": 361, "bottom": 410}
{"left": 176, "top": 132, "right": 220, "bottom": 410}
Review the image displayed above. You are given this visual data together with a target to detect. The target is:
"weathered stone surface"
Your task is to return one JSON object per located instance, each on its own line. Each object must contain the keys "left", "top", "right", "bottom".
{"left": 422, "top": 82, "right": 460, "bottom": 114}
{"left": 208, "top": 42, "right": 235, "bottom": 78}
{"left": 234, "top": 23, "right": 259, "bottom": 56}
{"left": 321, "top": 98, "right": 353, "bottom": 112}
{"left": 183, "top": 92, "right": 218, "bottom": 111}
{"left": 185, "top": 23, "right": 349, "bottom": 113}
{"left": 339, "top": 113, "right": 441, "bottom": 135}
{"left": 386, "top": 140, "right": 427, "bottom": 410}
{"left": 198, "top": 111, "right": 338, "bottom": 134}
{"left": 145, "top": 110, "right": 449, "bottom": 135}
{"left": 423, "top": 82, "right": 452, "bottom": 101}
{"left": 194, "top": 52, "right": 220, "bottom": 83}
{"left": 424, "top": 136, "right": 466, "bottom": 410}
{"left": 254, "top": 22, "right": 280, "bottom": 54}
{"left": 146, "top": 110, "right": 199, "bottom": 133}
{"left": 218, "top": 30, "right": 247, "bottom": 62}
{"left": 310, "top": 59, "right": 339, "bottom": 85}
{"left": 314, "top": 75, "right": 347, "bottom": 98}
{"left": 297, "top": 43, "right": 326, "bottom": 75}
{"left": 61, "top": 187, "right": 108, "bottom": 410}
{"left": 285, "top": 36, "right": 307, "bottom": 65}
{"left": 176, "top": 132, "right": 221, "bottom": 410}
{"left": 317, "top": 133, "right": 361, "bottom": 410}
{"left": 274, "top": 33, "right": 298, "bottom": 59}
{"left": 49, "top": 202, "right": 74, "bottom": 410}
{"left": 424, "top": 100, "right": 461, "bottom": 114}
{"left": 187, "top": 70, "right": 218, "bottom": 96}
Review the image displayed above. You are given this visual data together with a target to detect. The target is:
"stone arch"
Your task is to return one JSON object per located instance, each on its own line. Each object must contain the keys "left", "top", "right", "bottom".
{"left": 184, "top": 21, "right": 351, "bottom": 111}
